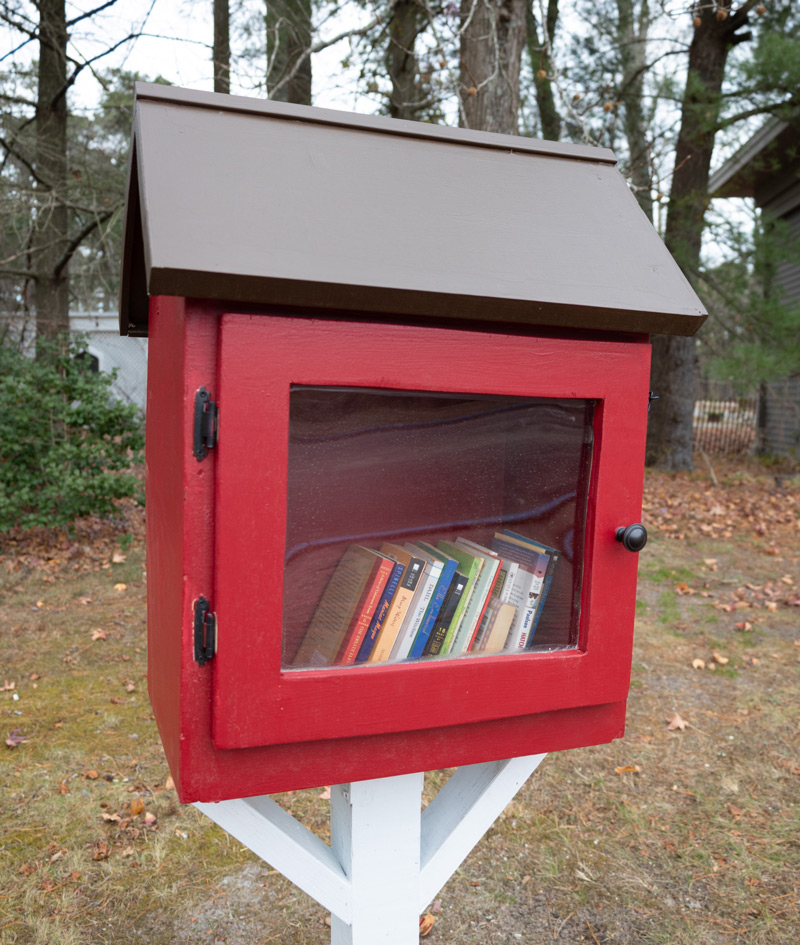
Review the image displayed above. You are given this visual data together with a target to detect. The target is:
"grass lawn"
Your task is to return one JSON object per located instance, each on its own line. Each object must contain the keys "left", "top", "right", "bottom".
{"left": 1, "top": 463, "right": 799, "bottom": 944}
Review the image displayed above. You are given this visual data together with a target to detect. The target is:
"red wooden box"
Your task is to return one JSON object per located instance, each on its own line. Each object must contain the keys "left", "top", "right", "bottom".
{"left": 121, "top": 85, "right": 705, "bottom": 802}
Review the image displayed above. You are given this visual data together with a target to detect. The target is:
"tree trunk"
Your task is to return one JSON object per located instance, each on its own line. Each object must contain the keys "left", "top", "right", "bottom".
{"left": 34, "top": 0, "right": 70, "bottom": 350}
{"left": 526, "top": 0, "right": 560, "bottom": 140}
{"left": 386, "top": 0, "right": 424, "bottom": 121}
{"left": 616, "top": 0, "right": 652, "bottom": 220}
{"left": 213, "top": 0, "right": 231, "bottom": 94}
{"left": 267, "top": 0, "right": 312, "bottom": 105}
{"left": 646, "top": 2, "right": 754, "bottom": 469}
{"left": 459, "top": 0, "right": 527, "bottom": 134}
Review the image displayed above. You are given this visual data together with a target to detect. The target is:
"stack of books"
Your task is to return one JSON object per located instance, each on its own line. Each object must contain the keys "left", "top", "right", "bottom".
{"left": 291, "top": 531, "right": 560, "bottom": 668}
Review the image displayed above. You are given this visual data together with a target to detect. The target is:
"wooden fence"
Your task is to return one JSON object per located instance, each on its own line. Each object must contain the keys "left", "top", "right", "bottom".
{"left": 693, "top": 379, "right": 759, "bottom": 455}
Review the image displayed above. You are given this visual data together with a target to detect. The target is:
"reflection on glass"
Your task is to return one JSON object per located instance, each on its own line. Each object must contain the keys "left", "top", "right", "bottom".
{"left": 283, "top": 387, "right": 593, "bottom": 669}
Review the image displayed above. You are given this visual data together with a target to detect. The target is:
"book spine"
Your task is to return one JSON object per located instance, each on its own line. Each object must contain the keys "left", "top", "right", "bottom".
{"left": 498, "top": 561, "right": 519, "bottom": 603}
{"left": 363, "top": 557, "right": 425, "bottom": 664}
{"left": 424, "top": 572, "right": 467, "bottom": 656}
{"left": 504, "top": 567, "right": 544, "bottom": 651}
{"left": 439, "top": 575, "right": 474, "bottom": 655}
{"left": 390, "top": 564, "right": 440, "bottom": 661}
{"left": 353, "top": 561, "right": 405, "bottom": 664}
{"left": 527, "top": 551, "right": 560, "bottom": 643}
{"left": 471, "top": 592, "right": 499, "bottom": 651}
{"left": 336, "top": 557, "right": 394, "bottom": 664}
{"left": 408, "top": 560, "right": 457, "bottom": 659}
{"left": 474, "top": 599, "right": 502, "bottom": 651}
{"left": 464, "top": 565, "right": 502, "bottom": 652}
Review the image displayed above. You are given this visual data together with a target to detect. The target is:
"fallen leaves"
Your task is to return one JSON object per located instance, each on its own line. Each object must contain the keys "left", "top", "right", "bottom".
{"left": 692, "top": 652, "right": 732, "bottom": 671}
{"left": 91, "top": 628, "right": 107, "bottom": 641}
{"left": 419, "top": 913, "right": 436, "bottom": 937}
{"left": 5, "top": 730, "right": 27, "bottom": 748}
{"left": 92, "top": 841, "right": 111, "bottom": 861}
{"left": 666, "top": 713, "right": 689, "bottom": 732}
{"left": 642, "top": 473, "right": 800, "bottom": 546}
{"left": 1, "top": 680, "right": 16, "bottom": 691}
{"left": 614, "top": 764, "right": 642, "bottom": 775}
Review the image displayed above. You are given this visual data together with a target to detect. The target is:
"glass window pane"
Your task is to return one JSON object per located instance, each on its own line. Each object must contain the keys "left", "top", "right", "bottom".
{"left": 283, "top": 387, "right": 593, "bottom": 669}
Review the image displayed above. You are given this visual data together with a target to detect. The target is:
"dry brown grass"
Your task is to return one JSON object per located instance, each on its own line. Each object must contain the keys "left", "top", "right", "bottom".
{"left": 1, "top": 462, "right": 799, "bottom": 944}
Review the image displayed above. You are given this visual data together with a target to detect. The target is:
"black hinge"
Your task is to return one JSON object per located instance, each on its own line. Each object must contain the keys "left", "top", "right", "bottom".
{"left": 648, "top": 391, "right": 659, "bottom": 413}
{"left": 193, "top": 597, "right": 217, "bottom": 665}
{"left": 193, "top": 387, "right": 218, "bottom": 461}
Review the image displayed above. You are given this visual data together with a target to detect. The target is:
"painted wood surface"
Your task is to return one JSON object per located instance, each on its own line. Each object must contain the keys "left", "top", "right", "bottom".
{"left": 124, "top": 84, "right": 706, "bottom": 338}
{"left": 145, "top": 299, "right": 647, "bottom": 801}
{"left": 196, "top": 794, "right": 350, "bottom": 919}
{"left": 195, "top": 758, "right": 543, "bottom": 944}
{"left": 213, "top": 314, "right": 650, "bottom": 750}
{"left": 419, "top": 754, "right": 546, "bottom": 909}
{"left": 330, "top": 774, "right": 424, "bottom": 944}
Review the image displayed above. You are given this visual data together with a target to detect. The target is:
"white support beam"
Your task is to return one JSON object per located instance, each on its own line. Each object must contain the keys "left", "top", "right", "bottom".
{"left": 195, "top": 794, "right": 351, "bottom": 920}
{"left": 195, "top": 756, "right": 547, "bottom": 945}
{"left": 418, "top": 753, "right": 546, "bottom": 911}
{"left": 330, "top": 773, "right": 424, "bottom": 945}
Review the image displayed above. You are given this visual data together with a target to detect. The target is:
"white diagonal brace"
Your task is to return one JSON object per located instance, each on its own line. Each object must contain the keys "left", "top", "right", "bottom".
{"left": 196, "top": 795, "right": 351, "bottom": 921}
{"left": 418, "top": 753, "right": 546, "bottom": 911}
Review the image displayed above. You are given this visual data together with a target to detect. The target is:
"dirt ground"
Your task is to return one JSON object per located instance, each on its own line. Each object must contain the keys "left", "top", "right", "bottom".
{"left": 1, "top": 462, "right": 799, "bottom": 944}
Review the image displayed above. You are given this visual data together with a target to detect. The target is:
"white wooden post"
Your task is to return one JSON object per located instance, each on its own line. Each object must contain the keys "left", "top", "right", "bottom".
{"left": 195, "top": 753, "right": 546, "bottom": 944}
{"left": 329, "top": 773, "right": 424, "bottom": 945}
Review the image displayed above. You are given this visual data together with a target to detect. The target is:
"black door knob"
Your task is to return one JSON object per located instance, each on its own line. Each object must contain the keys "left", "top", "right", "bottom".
{"left": 615, "top": 523, "right": 648, "bottom": 552}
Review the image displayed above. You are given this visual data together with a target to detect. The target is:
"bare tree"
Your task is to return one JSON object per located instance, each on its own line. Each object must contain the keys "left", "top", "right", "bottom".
{"left": 647, "top": 1, "right": 758, "bottom": 469}
{"left": 459, "top": 0, "right": 527, "bottom": 134}
{"left": 526, "top": 0, "right": 561, "bottom": 140}
{"left": 267, "top": 0, "right": 312, "bottom": 104}
{"left": 214, "top": 0, "right": 231, "bottom": 94}
{"left": 616, "top": 0, "right": 652, "bottom": 219}
{"left": 33, "top": 0, "right": 70, "bottom": 345}
{"left": 386, "top": 0, "right": 426, "bottom": 120}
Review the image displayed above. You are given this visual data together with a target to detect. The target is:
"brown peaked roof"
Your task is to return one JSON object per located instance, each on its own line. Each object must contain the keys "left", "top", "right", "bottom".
{"left": 120, "top": 83, "right": 706, "bottom": 337}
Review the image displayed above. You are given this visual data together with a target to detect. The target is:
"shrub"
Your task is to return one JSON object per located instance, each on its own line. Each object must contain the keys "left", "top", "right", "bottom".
{"left": 0, "top": 338, "right": 144, "bottom": 531}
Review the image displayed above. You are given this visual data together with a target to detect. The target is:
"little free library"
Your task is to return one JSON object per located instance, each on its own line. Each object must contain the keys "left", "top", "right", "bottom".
{"left": 120, "top": 83, "right": 705, "bottom": 805}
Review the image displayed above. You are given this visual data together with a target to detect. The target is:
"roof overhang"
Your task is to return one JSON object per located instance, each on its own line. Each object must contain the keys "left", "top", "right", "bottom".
{"left": 709, "top": 114, "right": 800, "bottom": 202}
{"left": 120, "top": 84, "right": 706, "bottom": 337}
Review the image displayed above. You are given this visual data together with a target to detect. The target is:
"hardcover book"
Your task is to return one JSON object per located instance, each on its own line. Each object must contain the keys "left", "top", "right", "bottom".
{"left": 501, "top": 563, "right": 545, "bottom": 651}
{"left": 435, "top": 540, "right": 483, "bottom": 654}
{"left": 335, "top": 552, "right": 397, "bottom": 664}
{"left": 452, "top": 538, "right": 502, "bottom": 654}
{"left": 423, "top": 571, "right": 467, "bottom": 656}
{"left": 293, "top": 545, "right": 389, "bottom": 667}
{"left": 362, "top": 545, "right": 426, "bottom": 663}
{"left": 501, "top": 530, "right": 561, "bottom": 641}
{"left": 352, "top": 557, "right": 406, "bottom": 664}
{"left": 407, "top": 545, "right": 458, "bottom": 660}
{"left": 389, "top": 546, "right": 444, "bottom": 661}
{"left": 475, "top": 600, "right": 516, "bottom": 654}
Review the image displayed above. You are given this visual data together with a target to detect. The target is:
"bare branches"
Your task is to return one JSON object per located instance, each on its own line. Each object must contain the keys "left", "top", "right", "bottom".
{"left": 54, "top": 205, "right": 118, "bottom": 278}
{"left": 66, "top": 0, "right": 122, "bottom": 29}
